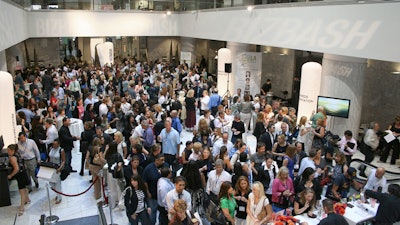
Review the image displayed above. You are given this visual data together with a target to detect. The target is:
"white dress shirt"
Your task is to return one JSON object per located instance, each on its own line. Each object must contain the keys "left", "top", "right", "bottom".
{"left": 206, "top": 170, "right": 232, "bottom": 195}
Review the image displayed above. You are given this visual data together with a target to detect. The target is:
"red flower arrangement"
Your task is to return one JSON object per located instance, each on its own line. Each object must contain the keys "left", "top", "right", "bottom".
{"left": 274, "top": 215, "right": 299, "bottom": 225}
{"left": 334, "top": 203, "right": 347, "bottom": 215}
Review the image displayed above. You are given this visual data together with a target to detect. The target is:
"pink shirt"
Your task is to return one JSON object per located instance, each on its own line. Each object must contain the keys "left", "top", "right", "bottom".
{"left": 271, "top": 177, "right": 294, "bottom": 204}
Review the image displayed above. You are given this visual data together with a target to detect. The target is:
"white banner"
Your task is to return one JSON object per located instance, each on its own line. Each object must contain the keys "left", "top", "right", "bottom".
{"left": 180, "top": 51, "right": 192, "bottom": 66}
{"left": 90, "top": 37, "right": 104, "bottom": 62}
{"left": 234, "top": 52, "right": 262, "bottom": 97}
{"left": 96, "top": 42, "right": 114, "bottom": 67}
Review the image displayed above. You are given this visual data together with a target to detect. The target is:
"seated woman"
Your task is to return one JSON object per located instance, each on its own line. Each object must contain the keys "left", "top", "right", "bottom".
{"left": 293, "top": 188, "right": 316, "bottom": 217}
{"left": 294, "top": 167, "right": 322, "bottom": 202}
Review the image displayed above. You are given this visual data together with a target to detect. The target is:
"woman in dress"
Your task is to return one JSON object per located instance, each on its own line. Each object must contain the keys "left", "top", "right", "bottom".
{"left": 231, "top": 114, "right": 246, "bottom": 144}
{"left": 246, "top": 181, "right": 273, "bottom": 225}
{"left": 282, "top": 145, "right": 296, "bottom": 180}
{"left": 7, "top": 144, "right": 31, "bottom": 216}
{"left": 125, "top": 175, "right": 151, "bottom": 225}
{"left": 312, "top": 119, "right": 326, "bottom": 149}
{"left": 272, "top": 134, "right": 289, "bottom": 168}
{"left": 185, "top": 89, "right": 197, "bottom": 131}
{"left": 87, "top": 137, "right": 107, "bottom": 201}
{"left": 234, "top": 176, "right": 251, "bottom": 225}
{"left": 219, "top": 181, "right": 237, "bottom": 225}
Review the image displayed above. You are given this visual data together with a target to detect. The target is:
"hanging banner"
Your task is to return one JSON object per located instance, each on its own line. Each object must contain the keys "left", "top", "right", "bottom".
{"left": 90, "top": 37, "right": 104, "bottom": 62}
{"left": 180, "top": 51, "right": 192, "bottom": 67}
{"left": 96, "top": 42, "right": 114, "bottom": 67}
{"left": 234, "top": 52, "right": 262, "bottom": 97}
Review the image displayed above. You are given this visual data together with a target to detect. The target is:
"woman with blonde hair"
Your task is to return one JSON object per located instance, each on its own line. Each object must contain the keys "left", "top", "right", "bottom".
{"left": 185, "top": 89, "right": 197, "bottom": 131}
{"left": 169, "top": 199, "right": 199, "bottom": 225}
{"left": 246, "top": 181, "right": 273, "bottom": 225}
{"left": 87, "top": 137, "right": 106, "bottom": 201}
{"left": 296, "top": 116, "right": 311, "bottom": 152}
{"left": 114, "top": 131, "right": 128, "bottom": 158}
{"left": 271, "top": 166, "right": 294, "bottom": 211}
{"left": 293, "top": 188, "right": 316, "bottom": 216}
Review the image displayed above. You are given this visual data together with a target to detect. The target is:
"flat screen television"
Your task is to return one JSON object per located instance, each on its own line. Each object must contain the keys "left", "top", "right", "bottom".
{"left": 317, "top": 96, "right": 351, "bottom": 118}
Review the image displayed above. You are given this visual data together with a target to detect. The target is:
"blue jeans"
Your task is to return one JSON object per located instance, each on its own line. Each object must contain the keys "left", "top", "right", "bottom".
{"left": 148, "top": 198, "right": 158, "bottom": 225}
{"left": 128, "top": 210, "right": 151, "bottom": 225}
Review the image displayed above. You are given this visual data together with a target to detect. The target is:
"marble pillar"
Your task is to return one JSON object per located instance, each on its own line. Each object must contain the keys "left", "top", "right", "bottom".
{"left": 320, "top": 54, "right": 367, "bottom": 139}
{"left": 180, "top": 37, "right": 196, "bottom": 66}
{"left": 0, "top": 50, "right": 7, "bottom": 72}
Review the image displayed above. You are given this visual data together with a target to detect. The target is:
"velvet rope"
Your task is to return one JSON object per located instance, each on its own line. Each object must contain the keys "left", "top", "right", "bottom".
{"left": 50, "top": 176, "right": 99, "bottom": 197}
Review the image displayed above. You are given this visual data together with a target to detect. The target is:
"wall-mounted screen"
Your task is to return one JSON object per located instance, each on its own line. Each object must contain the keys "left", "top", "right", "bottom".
{"left": 317, "top": 96, "right": 351, "bottom": 118}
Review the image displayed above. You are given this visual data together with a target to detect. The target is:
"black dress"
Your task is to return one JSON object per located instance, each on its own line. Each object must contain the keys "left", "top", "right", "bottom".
{"left": 9, "top": 154, "right": 31, "bottom": 190}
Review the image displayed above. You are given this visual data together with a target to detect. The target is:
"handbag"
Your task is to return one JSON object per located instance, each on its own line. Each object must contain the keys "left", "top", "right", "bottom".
{"left": 206, "top": 199, "right": 227, "bottom": 225}
{"left": 93, "top": 153, "right": 103, "bottom": 165}
{"left": 257, "top": 197, "right": 268, "bottom": 221}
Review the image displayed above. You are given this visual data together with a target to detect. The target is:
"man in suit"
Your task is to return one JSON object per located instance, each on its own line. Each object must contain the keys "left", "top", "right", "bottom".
{"left": 260, "top": 124, "right": 275, "bottom": 152}
{"left": 59, "top": 117, "right": 80, "bottom": 172}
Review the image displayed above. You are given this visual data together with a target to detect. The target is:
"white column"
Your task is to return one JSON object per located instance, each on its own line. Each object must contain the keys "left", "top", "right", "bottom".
{"left": 320, "top": 54, "right": 367, "bottom": 139}
{"left": 0, "top": 50, "right": 7, "bottom": 72}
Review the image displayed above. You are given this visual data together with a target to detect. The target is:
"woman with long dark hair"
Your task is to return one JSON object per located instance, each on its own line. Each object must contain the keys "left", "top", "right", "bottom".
{"left": 219, "top": 181, "right": 237, "bottom": 225}
{"left": 125, "top": 175, "right": 151, "bottom": 225}
{"left": 182, "top": 160, "right": 205, "bottom": 218}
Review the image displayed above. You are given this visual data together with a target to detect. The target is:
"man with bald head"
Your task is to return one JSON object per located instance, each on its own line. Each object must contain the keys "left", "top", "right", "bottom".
{"left": 364, "top": 167, "right": 387, "bottom": 193}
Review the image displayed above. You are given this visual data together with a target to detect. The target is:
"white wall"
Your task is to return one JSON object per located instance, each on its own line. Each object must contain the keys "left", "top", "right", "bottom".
{"left": 0, "top": 1, "right": 28, "bottom": 52}
{"left": 26, "top": 11, "right": 179, "bottom": 38}
{"left": 179, "top": 3, "right": 400, "bottom": 62}
{"left": 1, "top": 2, "right": 400, "bottom": 62}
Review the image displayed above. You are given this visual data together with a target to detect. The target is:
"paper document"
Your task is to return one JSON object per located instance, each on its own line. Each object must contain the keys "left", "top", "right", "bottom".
{"left": 37, "top": 166, "right": 58, "bottom": 183}
{"left": 384, "top": 130, "right": 396, "bottom": 143}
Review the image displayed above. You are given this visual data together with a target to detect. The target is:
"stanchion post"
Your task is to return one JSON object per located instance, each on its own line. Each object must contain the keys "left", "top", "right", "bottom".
{"left": 107, "top": 184, "right": 118, "bottom": 225}
{"left": 45, "top": 183, "right": 59, "bottom": 224}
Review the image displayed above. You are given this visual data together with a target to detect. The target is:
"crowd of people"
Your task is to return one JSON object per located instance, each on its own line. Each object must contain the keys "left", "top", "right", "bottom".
{"left": 7, "top": 56, "right": 400, "bottom": 225}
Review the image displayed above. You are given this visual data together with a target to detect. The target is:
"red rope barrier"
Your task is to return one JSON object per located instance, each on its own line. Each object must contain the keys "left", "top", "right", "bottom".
{"left": 50, "top": 176, "right": 99, "bottom": 197}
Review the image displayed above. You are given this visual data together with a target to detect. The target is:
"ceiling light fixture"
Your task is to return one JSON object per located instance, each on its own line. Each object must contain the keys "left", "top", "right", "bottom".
{"left": 247, "top": 6, "right": 254, "bottom": 11}
{"left": 391, "top": 71, "right": 400, "bottom": 75}
{"left": 166, "top": 10, "right": 171, "bottom": 15}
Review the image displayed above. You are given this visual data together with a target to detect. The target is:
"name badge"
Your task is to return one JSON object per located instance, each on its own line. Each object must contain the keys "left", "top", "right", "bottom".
{"left": 239, "top": 206, "right": 246, "bottom": 212}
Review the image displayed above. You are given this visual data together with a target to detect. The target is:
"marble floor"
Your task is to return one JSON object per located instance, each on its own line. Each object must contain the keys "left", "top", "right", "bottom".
{"left": 1, "top": 128, "right": 400, "bottom": 225}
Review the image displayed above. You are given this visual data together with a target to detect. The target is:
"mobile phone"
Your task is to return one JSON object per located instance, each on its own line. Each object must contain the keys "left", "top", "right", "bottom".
{"left": 347, "top": 203, "right": 354, "bottom": 208}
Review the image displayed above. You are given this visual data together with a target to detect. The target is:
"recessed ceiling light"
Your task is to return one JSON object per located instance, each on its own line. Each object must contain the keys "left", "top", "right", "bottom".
{"left": 247, "top": 6, "right": 254, "bottom": 11}
{"left": 166, "top": 11, "right": 171, "bottom": 15}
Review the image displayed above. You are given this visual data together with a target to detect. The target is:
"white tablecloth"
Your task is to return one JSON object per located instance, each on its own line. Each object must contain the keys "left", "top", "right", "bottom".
{"left": 294, "top": 202, "right": 378, "bottom": 225}
{"left": 69, "top": 118, "right": 84, "bottom": 152}
{"left": 344, "top": 202, "right": 378, "bottom": 225}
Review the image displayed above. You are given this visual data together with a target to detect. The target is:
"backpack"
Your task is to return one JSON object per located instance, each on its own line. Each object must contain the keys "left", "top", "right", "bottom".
{"left": 118, "top": 186, "right": 132, "bottom": 210}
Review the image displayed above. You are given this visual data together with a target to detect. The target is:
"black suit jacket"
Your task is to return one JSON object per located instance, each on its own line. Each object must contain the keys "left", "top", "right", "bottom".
{"left": 59, "top": 125, "right": 76, "bottom": 151}
{"left": 260, "top": 132, "right": 275, "bottom": 151}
